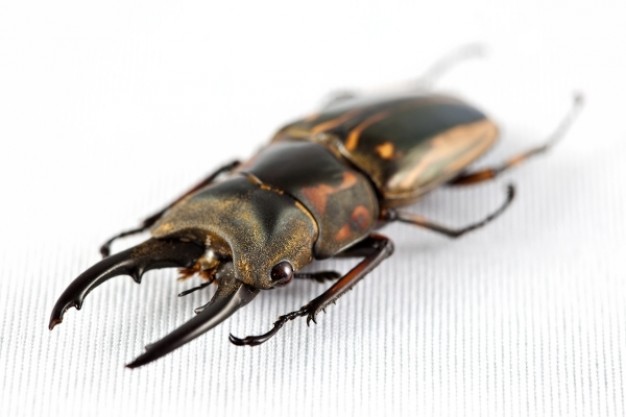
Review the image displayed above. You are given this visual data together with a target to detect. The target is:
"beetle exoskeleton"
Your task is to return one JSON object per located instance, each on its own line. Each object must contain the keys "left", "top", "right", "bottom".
{"left": 49, "top": 47, "right": 584, "bottom": 368}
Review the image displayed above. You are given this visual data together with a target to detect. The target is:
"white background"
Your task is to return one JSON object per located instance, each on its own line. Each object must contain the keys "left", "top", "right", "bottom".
{"left": 1, "top": 1, "right": 625, "bottom": 416}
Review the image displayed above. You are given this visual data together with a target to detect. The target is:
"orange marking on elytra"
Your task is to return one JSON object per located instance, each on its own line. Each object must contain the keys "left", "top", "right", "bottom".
{"left": 375, "top": 142, "right": 395, "bottom": 159}
{"left": 345, "top": 111, "right": 391, "bottom": 151}
{"left": 387, "top": 120, "right": 497, "bottom": 192}
{"left": 350, "top": 205, "right": 371, "bottom": 230}
{"left": 334, "top": 224, "right": 352, "bottom": 242}
{"left": 310, "top": 109, "right": 361, "bottom": 135}
{"left": 300, "top": 171, "right": 358, "bottom": 215}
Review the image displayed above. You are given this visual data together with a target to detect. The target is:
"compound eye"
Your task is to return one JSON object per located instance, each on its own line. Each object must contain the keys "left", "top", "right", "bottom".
{"left": 270, "top": 261, "right": 293, "bottom": 286}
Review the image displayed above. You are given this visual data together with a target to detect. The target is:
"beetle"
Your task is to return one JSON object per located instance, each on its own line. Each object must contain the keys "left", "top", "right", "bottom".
{"left": 49, "top": 47, "right": 583, "bottom": 368}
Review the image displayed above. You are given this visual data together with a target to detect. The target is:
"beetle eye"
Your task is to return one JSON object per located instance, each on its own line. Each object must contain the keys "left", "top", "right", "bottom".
{"left": 270, "top": 261, "right": 293, "bottom": 285}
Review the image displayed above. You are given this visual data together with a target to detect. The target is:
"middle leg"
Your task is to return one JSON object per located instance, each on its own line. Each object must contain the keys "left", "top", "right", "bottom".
{"left": 381, "top": 184, "right": 515, "bottom": 238}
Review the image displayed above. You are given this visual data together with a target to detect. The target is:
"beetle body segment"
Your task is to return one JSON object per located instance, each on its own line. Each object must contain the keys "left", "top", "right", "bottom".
{"left": 151, "top": 175, "right": 319, "bottom": 289}
{"left": 273, "top": 94, "right": 498, "bottom": 207}
{"left": 239, "top": 141, "right": 379, "bottom": 258}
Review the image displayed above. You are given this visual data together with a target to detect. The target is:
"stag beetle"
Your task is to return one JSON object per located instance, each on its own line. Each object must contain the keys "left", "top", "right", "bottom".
{"left": 49, "top": 46, "right": 583, "bottom": 368}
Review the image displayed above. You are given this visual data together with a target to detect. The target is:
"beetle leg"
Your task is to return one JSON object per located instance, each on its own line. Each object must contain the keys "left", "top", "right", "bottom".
{"left": 229, "top": 234, "right": 393, "bottom": 346}
{"left": 294, "top": 271, "right": 341, "bottom": 283}
{"left": 49, "top": 238, "right": 205, "bottom": 330}
{"left": 413, "top": 43, "right": 486, "bottom": 91}
{"left": 99, "top": 160, "right": 240, "bottom": 257}
{"left": 178, "top": 279, "right": 215, "bottom": 297}
{"left": 300, "top": 234, "right": 393, "bottom": 322}
{"left": 382, "top": 184, "right": 515, "bottom": 238}
{"left": 319, "top": 90, "right": 359, "bottom": 109}
{"left": 319, "top": 44, "right": 486, "bottom": 110}
{"left": 449, "top": 94, "right": 584, "bottom": 186}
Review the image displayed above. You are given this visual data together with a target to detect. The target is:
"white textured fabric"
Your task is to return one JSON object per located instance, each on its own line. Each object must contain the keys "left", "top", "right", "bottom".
{"left": 2, "top": 1, "right": 626, "bottom": 416}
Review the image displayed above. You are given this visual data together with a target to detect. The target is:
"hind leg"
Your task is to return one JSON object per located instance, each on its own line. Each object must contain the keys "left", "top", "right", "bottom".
{"left": 320, "top": 43, "right": 486, "bottom": 109}
{"left": 450, "top": 94, "right": 584, "bottom": 186}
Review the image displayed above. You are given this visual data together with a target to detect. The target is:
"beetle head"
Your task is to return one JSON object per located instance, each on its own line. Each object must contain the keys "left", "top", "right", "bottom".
{"left": 151, "top": 176, "right": 318, "bottom": 290}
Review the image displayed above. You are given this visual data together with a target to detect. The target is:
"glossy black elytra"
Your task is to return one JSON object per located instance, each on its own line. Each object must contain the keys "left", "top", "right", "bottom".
{"left": 49, "top": 46, "right": 584, "bottom": 368}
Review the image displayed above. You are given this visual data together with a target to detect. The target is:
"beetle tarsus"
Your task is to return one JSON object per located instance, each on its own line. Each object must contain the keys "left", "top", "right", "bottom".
{"left": 229, "top": 290, "right": 353, "bottom": 347}
{"left": 229, "top": 308, "right": 307, "bottom": 347}
{"left": 49, "top": 239, "right": 205, "bottom": 330}
{"left": 228, "top": 298, "right": 331, "bottom": 346}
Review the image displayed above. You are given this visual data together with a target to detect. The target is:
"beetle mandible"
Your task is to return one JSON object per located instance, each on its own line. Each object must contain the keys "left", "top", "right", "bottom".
{"left": 49, "top": 46, "right": 584, "bottom": 368}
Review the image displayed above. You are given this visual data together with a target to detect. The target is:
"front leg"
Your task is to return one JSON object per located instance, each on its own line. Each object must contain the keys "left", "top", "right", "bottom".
{"left": 229, "top": 234, "right": 394, "bottom": 346}
{"left": 100, "top": 160, "right": 240, "bottom": 257}
{"left": 303, "top": 235, "right": 394, "bottom": 324}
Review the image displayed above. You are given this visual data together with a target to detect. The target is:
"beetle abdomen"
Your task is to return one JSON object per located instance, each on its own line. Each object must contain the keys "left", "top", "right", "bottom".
{"left": 239, "top": 141, "right": 379, "bottom": 258}
{"left": 273, "top": 94, "right": 498, "bottom": 207}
